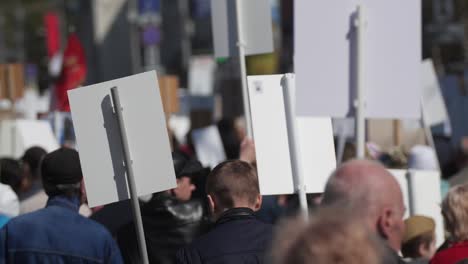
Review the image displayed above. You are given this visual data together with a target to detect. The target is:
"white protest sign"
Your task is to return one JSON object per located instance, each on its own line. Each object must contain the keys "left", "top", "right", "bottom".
{"left": 211, "top": 0, "right": 273, "bottom": 58}
{"left": 68, "top": 71, "right": 176, "bottom": 207}
{"left": 295, "top": 0, "right": 421, "bottom": 118}
{"left": 387, "top": 169, "right": 410, "bottom": 219}
{"left": 248, "top": 74, "right": 336, "bottom": 195}
{"left": 332, "top": 118, "right": 355, "bottom": 139}
{"left": 421, "top": 59, "right": 449, "bottom": 126}
{"left": 0, "top": 119, "right": 59, "bottom": 158}
{"left": 407, "top": 170, "right": 444, "bottom": 247}
{"left": 188, "top": 56, "right": 216, "bottom": 96}
{"left": 192, "top": 125, "right": 226, "bottom": 169}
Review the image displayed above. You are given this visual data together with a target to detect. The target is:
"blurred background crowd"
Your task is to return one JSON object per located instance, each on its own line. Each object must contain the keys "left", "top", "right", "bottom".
{"left": 1, "top": 0, "right": 468, "bottom": 264}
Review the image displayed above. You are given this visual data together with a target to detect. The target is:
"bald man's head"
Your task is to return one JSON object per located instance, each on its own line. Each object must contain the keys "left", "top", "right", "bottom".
{"left": 322, "top": 160, "right": 405, "bottom": 252}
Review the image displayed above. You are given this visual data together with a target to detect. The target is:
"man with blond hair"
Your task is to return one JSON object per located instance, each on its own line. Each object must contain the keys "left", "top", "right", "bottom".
{"left": 431, "top": 183, "right": 468, "bottom": 263}
{"left": 176, "top": 160, "right": 272, "bottom": 264}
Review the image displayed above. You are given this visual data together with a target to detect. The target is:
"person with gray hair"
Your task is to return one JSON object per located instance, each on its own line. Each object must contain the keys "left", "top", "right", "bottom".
{"left": 322, "top": 159, "right": 406, "bottom": 264}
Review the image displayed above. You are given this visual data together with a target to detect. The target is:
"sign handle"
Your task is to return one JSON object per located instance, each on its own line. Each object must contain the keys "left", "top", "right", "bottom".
{"left": 354, "top": 5, "right": 366, "bottom": 159}
{"left": 235, "top": 0, "right": 253, "bottom": 139}
{"left": 420, "top": 100, "right": 441, "bottom": 171}
{"left": 110, "top": 87, "right": 150, "bottom": 264}
{"left": 282, "top": 74, "right": 309, "bottom": 220}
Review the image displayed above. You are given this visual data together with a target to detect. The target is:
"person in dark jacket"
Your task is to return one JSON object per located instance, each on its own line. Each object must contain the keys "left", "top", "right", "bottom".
{"left": 0, "top": 148, "right": 123, "bottom": 263}
{"left": 175, "top": 160, "right": 273, "bottom": 264}
{"left": 117, "top": 151, "right": 209, "bottom": 264}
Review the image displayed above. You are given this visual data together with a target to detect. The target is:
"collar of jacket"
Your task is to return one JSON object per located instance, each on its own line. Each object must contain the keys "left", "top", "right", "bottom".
{"left": 215, "top": 207, "right": 255, "bottom": 225}
{"left": 46, "top": 195, "right": 80, "bottom": 212}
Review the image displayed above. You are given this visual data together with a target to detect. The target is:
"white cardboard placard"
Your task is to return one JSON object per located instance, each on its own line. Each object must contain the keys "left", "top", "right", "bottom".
{"left": 421, "top": 59, "right": 449, "bottom": 126}
{"left": 408, "top": 170, "right": 444, "bottom": 247}
{"left": 387, "top": 169, "right": 410, "bottom": 219}
{"left": 188, "top": 56, "right": 216, "bottom": 96}
{"left": 295, "top": 0, "right": 421, "bottom": 119}
{"left": 210, "top": 0, "right": 273, "bottom": 58}
{"left": 192, "top": 125, "right": 226, "bottom": 169}
{"left": 248, "top": 74, "right": 336, "bottom": 195}
{"left": 0, "top": 119, "right": 59, "bottom": 158}
{"left": 68, "top": 71, "right": 176, "bottom": 207}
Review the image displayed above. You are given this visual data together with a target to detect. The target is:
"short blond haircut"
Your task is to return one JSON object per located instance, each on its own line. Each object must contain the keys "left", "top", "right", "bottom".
{"left": 270, "top": 207, "right": 386, "bottom": 264}
{"left": 206, "top": 160, "right": 259, "bottom": 210}
{"left": 442, "top": 183, "right": 468, "bottom": 241}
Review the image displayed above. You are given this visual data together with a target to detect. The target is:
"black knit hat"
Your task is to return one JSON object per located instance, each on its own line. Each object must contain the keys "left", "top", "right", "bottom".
{"left": 41, "top": 148, "right": 83, "bottom": 185}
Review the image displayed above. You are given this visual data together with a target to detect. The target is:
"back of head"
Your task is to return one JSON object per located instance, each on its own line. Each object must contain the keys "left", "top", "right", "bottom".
{"left": 401, "top": 215, "right": 436, "bottom": 259}
{"left": 271, "top": 207, "right": 390, "bottom": 264}
{"left": 442, "top": 183, "right": 468, "bottom": 242}
{"left": 321, "top": 159, "right": 405, "bottom": 252}
{"left": 0, "top": 158, "right": 23, "bottom": 194}
{"left": 322, "top": 159, "right": 402, "bottom": 220}
{"left": 206, "top": 160, "right": 259, "bottom": 212}
{"left": 41, "top": 148, "right": 83, "bottom": 198}
{"left": 22, "top": 146, "right": 47, "bottom": 179}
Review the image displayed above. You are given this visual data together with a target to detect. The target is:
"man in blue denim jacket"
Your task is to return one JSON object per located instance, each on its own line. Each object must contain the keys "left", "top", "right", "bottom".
{"left": 0, "top": 148, "right": 123, "bottom": 263}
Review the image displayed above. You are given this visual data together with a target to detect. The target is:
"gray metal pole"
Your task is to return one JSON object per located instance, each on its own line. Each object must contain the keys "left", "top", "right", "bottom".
{"left": 110, "top": 87, "right": 150, "bottom": 264}
{"left": 406, "top": 170, "right": 415, "bottom": 216}
{"left": 420, "top": 101, "right": 441, "bottom": 171}
{"left": 354, "top": 5, "right": 366, "bottom": 159}
{"left": 179, "top": 0, "right": 192, "bottom": 70}
{"left": 128, "top": 0, "right": 141, "bottom": 74}
{"left": 282, "top": 74, "right": 309, "bottom": 220}
{"left": 235, "top": 0, "right": 253, "bottom": 138}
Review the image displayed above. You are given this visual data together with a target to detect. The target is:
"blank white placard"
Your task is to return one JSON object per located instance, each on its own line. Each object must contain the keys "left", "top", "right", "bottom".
{"left": 421, "top": 59, "right": 449, "bottom": 126}
{"left": 68, "top": 71, "right": 176, "bottom": 207}
{"left": 188, "top": 56, "right": 216, "bottom": 96}
{"left": 192, "top": 125, "right": 226, "bottom": 169}
{"left": 210, "top": 0, "right": 273, "bottom": 58}
{"left": 16, "top": 120, "right": 59, "bottom": 156}
{"left": 408, "top": 170, "right": 444, "bottom": 247}
{"left": 387, "top": 169, "right": 410, "bottom": 219}
{"left": 0, "top": 119, "right": 59, "bottom": 158}
{"left": 295, "top": 0, "right": 421, "bottom": 119}
{"left": 248, "top": 74, "right": 336, "bottom": 195}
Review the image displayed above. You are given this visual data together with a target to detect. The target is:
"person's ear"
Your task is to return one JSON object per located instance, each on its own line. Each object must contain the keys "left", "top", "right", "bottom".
{"left": 377, "top": 207, "right": 393, "bottom": 240}
{"left": 253, "top": 194, "right": 262, "bottom": 211}
{"left": 419, "top": 242, "right": 429, "bottom": 258}
{"left": 207, "top": 194, "right": 216, "bottom": 215}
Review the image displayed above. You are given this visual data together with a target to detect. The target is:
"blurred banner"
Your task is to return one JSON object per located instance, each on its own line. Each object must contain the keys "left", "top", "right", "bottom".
{"left": 44, "top": 12, "right": 61, "bottom": 58}
{"left": 53, "top": 34, "right": 87, "bottom": 112}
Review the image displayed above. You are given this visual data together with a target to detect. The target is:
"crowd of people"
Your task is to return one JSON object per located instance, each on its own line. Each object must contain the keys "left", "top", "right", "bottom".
{"left": 0, "top": 131, "right": 468, "bottom": 264}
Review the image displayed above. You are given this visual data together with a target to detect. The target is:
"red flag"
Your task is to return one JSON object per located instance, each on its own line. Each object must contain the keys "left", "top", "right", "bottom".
{"left": 55, "top": 33, "right": 87, "bottom": 112}
{"left": 44, "top": 12, "right": 60, "bottom": 58}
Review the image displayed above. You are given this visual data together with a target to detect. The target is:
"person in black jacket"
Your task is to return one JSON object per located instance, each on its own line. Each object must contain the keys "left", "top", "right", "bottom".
{"left": 116, "top": 151, "right": 209, "bottom": 264}
{"left": 175, "top": 160, "right": 272, "bottom": 264}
